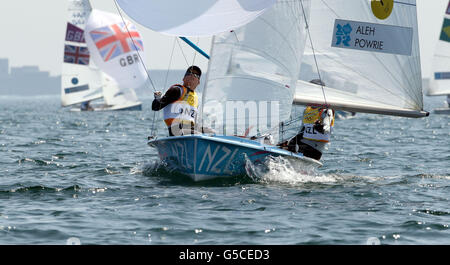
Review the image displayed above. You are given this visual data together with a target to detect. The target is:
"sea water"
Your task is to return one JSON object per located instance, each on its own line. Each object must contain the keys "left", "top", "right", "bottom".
{"left": 0, "top": 95, "right": 448, "bottom": 245}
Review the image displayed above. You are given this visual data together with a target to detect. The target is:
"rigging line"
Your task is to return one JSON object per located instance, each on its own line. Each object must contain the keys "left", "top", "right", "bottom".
{"left": 150, "top": 106, "right": 157, "bottom": 137}
{"left": 176, "top": 38, "right": 190, "bottom": 67}
{"left": 151, "top": 38, "right": 177, "bottom": 137}
{"left": 300, "top": 0, "right": 328, "bottom": 107}
{"left": 191, "top": 37, "right": 200, "bottom": 66}
{"left": 113, "top": 0, "right": 157, "bottom": 92}
{"left": 232, "top": 30, "right": 240, "bottom": 43}
{"left": 164, "top": 37, "right": 177, "bottom": 90}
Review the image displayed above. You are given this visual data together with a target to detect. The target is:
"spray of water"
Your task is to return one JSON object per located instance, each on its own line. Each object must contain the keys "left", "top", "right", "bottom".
{"left": 244, "top": 154, "right": 342, "bottom": 185}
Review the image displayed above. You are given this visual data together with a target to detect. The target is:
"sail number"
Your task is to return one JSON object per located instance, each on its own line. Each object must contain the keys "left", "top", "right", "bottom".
{"left": 119, "top": 53, "right": 140, "bottom": 67}
{"left": 305, "top": 126, "right": 318, "bottom": 135}
{"left": 178, "top": 107, "right": 196, "bottom": 118}
{"left": 167, "top": 141, "right": 239, "bottom": 175}
{"left": 66, "top": 30, "right": 85, "bottom": 43}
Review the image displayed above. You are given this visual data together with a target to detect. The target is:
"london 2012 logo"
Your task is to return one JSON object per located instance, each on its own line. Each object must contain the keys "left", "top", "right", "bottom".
{"left": 335, "top": 23, "right": 353, "bottom": 47}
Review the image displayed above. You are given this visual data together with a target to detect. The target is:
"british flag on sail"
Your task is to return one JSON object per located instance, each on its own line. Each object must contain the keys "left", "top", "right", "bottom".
{"left": 64, "top": 45, "right": 90, "bottom": 65}
{"left": 85, "top": 9, "right": 148, "bottom": 89}
{"left": 89, "top": 22, "right": 143, "bottom": 62}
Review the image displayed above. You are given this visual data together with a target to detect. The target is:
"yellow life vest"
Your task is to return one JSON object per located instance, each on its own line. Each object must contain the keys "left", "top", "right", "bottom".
{"left": 163, "top": 85, "right": 199, "bottom": 127}
{"left": 301, "top": 106, "right": 335, "bottom": 142}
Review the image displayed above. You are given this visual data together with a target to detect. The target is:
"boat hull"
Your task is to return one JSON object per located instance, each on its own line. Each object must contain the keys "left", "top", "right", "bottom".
{"left": 69, "top": 102, "right": 142, "bottom": 112}
{"left": 148, "top": 135, "right": 322, "bottom": 181}
{"left": 434, "top": 108, "right": 450, "bottom": 115}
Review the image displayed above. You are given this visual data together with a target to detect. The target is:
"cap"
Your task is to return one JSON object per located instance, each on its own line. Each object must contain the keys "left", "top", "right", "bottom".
{"left": 185, "top": 66, "right": 202, "bottom": 78}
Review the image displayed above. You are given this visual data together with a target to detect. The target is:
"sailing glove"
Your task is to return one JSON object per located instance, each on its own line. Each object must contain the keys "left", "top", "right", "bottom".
{"left": 154, "top": 91, "right": 162, "bottom": 100}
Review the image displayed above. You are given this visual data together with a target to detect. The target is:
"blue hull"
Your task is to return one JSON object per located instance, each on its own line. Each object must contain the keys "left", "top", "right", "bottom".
{"left": 148, "top": 135, "right": 322, "bottom": 181}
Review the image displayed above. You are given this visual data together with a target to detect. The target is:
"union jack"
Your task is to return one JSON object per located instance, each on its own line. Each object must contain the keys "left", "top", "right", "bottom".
{"left": 64, "top": 45, "right": 90, "bottom": 65}
{"left": 89, "top": 22, "right": 143, "bottom": 62}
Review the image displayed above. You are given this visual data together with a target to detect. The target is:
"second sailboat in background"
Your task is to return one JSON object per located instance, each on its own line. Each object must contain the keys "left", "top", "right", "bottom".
{"left": 427, "top": 0, "right": 450, "bottom": 114}
{"left": 61, "top": 0, "right": 146, "bottom": 112}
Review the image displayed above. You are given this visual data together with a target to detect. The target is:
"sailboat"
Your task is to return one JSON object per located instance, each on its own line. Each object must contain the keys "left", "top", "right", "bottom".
{"left": 117, "top": 0, "right": 321, "bottom": 181}
{"left": 116, "top": 0, "right": 428, "bottom": 181}
{"left": 61, "top": 0, "right": 145, "bottom": 112}
{"left": 427, "top": 0, "right": 450, "bottom": 115}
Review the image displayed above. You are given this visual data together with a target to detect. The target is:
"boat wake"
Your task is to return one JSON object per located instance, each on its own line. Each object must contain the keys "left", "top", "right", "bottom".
{"left": 142, "top": 160, "right": 175, "bottom": 177}
{"left": 244, "top": 154, "right": 341, "bottom": 185}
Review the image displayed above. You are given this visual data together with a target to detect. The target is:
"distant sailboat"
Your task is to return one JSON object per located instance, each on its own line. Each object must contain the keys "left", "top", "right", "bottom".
{"left": 335, "top": 110, "right": 356, "bottom": 120}
{"left": 427, "top": 0, "right": 450, "bottom": 115}
{"left": 61, "top": 0, "right": 145, "bottom": 111}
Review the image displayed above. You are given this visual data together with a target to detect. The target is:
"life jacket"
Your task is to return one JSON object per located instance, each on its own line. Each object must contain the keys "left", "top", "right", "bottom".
{"left": 301, "top": 106, "right": 335, "bottom": 142}
{"left": 163, "top": 85, "right": 199, "bottom": 127}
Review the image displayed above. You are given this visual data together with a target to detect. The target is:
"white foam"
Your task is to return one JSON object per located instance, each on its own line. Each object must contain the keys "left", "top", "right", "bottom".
{"left": 244, "top": 155, "right": 342, "bottom": 185}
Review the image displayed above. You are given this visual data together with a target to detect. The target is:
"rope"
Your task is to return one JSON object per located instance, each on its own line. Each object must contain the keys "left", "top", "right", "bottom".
{"left": 113, "top": 0, "right": 161, "bottom": 137}
{"left": 191, "top": 37, "right": 200, "bottom": 66}
{"left": 113, "top": 0, "right": 157, "bottom": 92}
{"left": 152, "top": 37, "right": 177, "bottom": 137}
{"left": 164, "top": 37, "right": 177, "bottom": 90}
{"left": 299, "top": 0, "right": 328, "bottom": 107}
{"left": 176, "top": 38, "right": 190, "bottom": 67}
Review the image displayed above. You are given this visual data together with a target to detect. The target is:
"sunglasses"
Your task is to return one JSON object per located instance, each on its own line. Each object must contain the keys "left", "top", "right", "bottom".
{"left": 185, "top": 72, "right": 200, "bottom": 79}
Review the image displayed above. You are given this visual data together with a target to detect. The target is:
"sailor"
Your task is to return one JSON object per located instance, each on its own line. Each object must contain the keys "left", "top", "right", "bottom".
{"left": 279, "top": 79, "right": 335, "bottom": 161}
{"left": 80, "top": 100, "right": 93, "bottom": 111}
{"left": 152, "top": 66, "right": 214, "bottom": 136}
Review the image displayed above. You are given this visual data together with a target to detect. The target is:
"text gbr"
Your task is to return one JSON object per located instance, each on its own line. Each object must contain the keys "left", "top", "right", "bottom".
{"left": 119, "top": 53, "right": 140, "bottom": 67}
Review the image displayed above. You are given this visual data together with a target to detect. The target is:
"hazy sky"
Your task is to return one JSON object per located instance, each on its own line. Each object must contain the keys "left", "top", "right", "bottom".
{"left": 0, "top": 0, "right": 447, "bottom": 78}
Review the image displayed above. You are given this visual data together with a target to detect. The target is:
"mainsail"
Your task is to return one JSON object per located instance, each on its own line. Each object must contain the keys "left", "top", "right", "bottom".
{"left": 201, "top": 0, "right": 311, "bottom": 140}
{"left": 428, "top": 1, "right": 450, "bottom": 97}
{"left": 115, "top": 0, "right": 277, "bottom": 37}
{"left": 61, "top": 0, "right": 103, "bottom": 107}
{"left": 294, "top": 0, "right": 428, "bottom": 118}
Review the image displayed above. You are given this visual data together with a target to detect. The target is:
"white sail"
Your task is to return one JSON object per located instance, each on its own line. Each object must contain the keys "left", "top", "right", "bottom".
{"left": 101, "top": 73, "right": 139, "bottom": 106}
{"left": 61, "top": 0, "right": 103, "bottom": 107}
{"left": 201, "top": 0, "right": 311, "bottom": 140}
{"left": 428, "top": 1, "right": 450, "bottom": 97}
{"left": 115, "top": 0, "right": 276, "bottom": 37}
{"left": 294, "top": 0, "right": 428, "bottom": 118}
{"left": 84, "top": 9, "right": 148, "bottom": 90}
